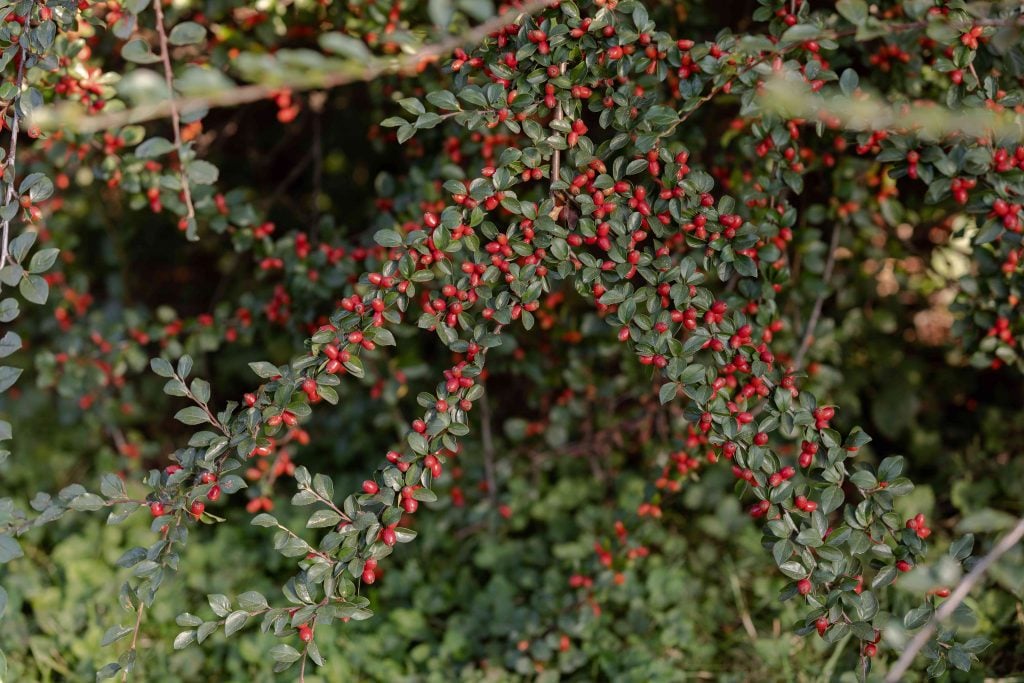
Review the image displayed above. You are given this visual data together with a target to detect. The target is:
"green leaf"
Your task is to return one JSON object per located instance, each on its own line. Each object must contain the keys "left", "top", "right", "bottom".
{"left": 186, "top": 160, "right": 219, "bottom": 185}
{"left": 0, "top": 298, "right": 17, "bottom": 323}
{"left": 19, "top": 275, "right": 49, "bottom": 304}
{"left": 319, "top": 32, "right": 371, "bottom": 59}
{"left": 190, "top": 378, "right": 211, "bottom": 404}
{"left": 0, "top": 535, "right": 23, "bottom": 563}
{"left": 412, "top": 488, "right": 437, "bottom": 503}
{"left": 251, "top": 513, "right": 278, "bottom": 527}
{"left": 957, "top": 509, "right": 1016, "bottom": 533}
{"left": 961, "top": 637, "right": 990, "bottom": 654}
{"left": 270, "top": 644, "right": 302, "bottom": 663}
{"left": 69, "top": 493, "right": 105, "bottom": 511}
{"left": 150, "top": 357, "right": 175, "bottom": 378}
{"left": 0, "top": 265, "right": 20, "bottom": 286}
{"left": 313, "top": 474, "right": 333, "bottom": 499}
{"left": 877, "top": 455, "right": 904, "bottom": 481}
{"left": 948, "top": 645, "right": 971, "bottom": 672}
{"left": 428, "top": 0, "right": 454, "bottom": 27}
{"left": 95, "top": 662, "right": 122, "bottom": 680}
{"left": 839, "top": 68, "right": 859, "bottom": 96}
{"left": 135, "top": 137, "right": 176, "bottom": 159}
{"left": 426, "top": 90, "right": 459, "bottom": 111}
{"left": 849, "top": 470, "right": 877, "bottom": 490}
{"left": 0, "top": 366, "right": 23, "bottom": 394}
{"left": 0, "top": 332, "right": 21, "bottom": 359}
{"left": 175, "top": 406, "right": 211, "bottom": 425}
{"left": 374, "top": 229, "right": 403, "bottom": 248}
{"left": 121, "top": 38, "right": 161, "bottom": 64}
{"left": 871, "top": 565, "right": 897, "bottom": 590}
{"left": 248, "top": 361, "right": 281, "bottom": 378}
{"left": 904, "top": 603, "right": 933, "bottom": 629}
{"left": 778, "top": 561, "right": 806, "bottom": 579}
{"left": 836, "top": 0, "right": 867, "bottom": 25}
{"left": 169, "top": 21, "right": 206, "bottom": 46}
{"left": 101, "top": 625, "right": 134, "bottom": 647}
{"left": 173, "top": 630, "right": 196, "bottom": 650}
{"left": 949, "top": 534, "right": 974, "bottom": 561}
{"left": 9, "top": 231, "right": 36, "bottom": 263}
{"left": 224, "top": 610, "right": 248, "bottom": 636}
{"left": 207, "top": 594, "right": 230, "bottom": 618}
{"left": 28, "top": 248, "right": 59, "bottom": 274}
{"left": 306, "top": 509, "right": 342, "bottom": 528}
{"left": 237, "top": 591, "right": 268, "bottom": 611}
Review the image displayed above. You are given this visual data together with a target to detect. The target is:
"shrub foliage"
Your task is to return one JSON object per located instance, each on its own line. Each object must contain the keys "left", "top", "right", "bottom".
{"left": 0, "top": 0, "right": 1023, "bottom": 680}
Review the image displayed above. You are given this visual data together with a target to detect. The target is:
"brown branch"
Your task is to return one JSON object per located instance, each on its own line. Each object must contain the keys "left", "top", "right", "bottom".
{"left": 152, "top": 0, "right": 196, "bottom": 225}
{"left": 39, "top": 0, "right": 551, "bottom": 134}
{"left": 0, "top": 51, "right": 26, "bottom": 270}
{"left": 479, "top": 392, "right": 498, "bottom": 505}
{"left": 885, "top": 516, "right": 1024, "bottom": 682}
{"left": 792, "top": 223, "right": 841, "bottom": 373}
{"left": 551, "top": 62, "right": 566, "bottom": 187}
{"left": 121, "top": 599, "right": 146, "bottom": 683}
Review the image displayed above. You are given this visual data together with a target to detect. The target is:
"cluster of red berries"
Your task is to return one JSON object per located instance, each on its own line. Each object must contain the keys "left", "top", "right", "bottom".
{"left": 906, "top": 513, "right": 932, "bottom": 539}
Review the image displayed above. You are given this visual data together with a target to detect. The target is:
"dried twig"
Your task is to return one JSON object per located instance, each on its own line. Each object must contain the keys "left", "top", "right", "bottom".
{"left": 479, "top": 392, "right": 498, "bottom": 505}
{"left": 550, "top": 62, "right": 566, "bottom": 187}
{"left": 152, "top": 1, "right": 196, "bottom": 225}
{"left": 0, "top": 51, "right": 26, "bottom": 270}
{"left": 792, "top": 223, "right": 841, "bottom": 372}
{"left": 37, "top": 0, "right": 551, "bottom": 134}
{"left": 885, "top": 516, "right": 1024, "bottom": 682}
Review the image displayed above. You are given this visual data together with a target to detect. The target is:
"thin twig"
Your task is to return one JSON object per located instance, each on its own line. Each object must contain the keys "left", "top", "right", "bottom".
{"left": 479, "top": 392, "right": 498, "bottom": 505}
{"left": 121, "top": 599, "right": 147, "bottom": 682}
{"left": 152, "top": 0, "right": 196, "bottom": 224}
{"left": 39, "top": 0, "right": 551, "bottom": 134}
{"left": 0, "top": 51, "right": 26, "bottom": 270}
{"left": 550, "top": 62, "right": 566, "bottom": 187}
{"left": 727, "top": 567, "right": 759, "bottom": 640}
{"left": 885, "top": 516, "right": 1024, "bottom": 682}
{"left": 792, "top": 223, "right": 841, "bottom": 372}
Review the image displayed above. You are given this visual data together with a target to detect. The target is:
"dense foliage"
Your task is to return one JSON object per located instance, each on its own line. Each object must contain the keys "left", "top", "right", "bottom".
{"left": 0, "top": 0, "right": 1022, "bottom": 680}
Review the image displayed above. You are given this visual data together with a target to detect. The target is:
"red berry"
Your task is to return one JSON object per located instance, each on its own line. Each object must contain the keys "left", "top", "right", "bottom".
{"left": 150, "top": 502, "right": 165, "bottom": 517}
{"left": 190, "top": 500, "right": 205, "bottom": 519}
{"left": 362, "top": 480, "right": 379, "bottom": 495}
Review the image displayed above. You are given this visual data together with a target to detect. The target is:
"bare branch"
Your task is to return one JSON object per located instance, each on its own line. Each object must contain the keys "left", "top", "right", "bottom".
{"left": 792, "top": 223, "right": 841, "bottom": 373}
{"left": 152, "top": 0, "right": 196, "bottom": 225}
{"left": 0, "top": 51, "right": 26, "bottom": 270}
{"left": 33, "top": 0, "right": 552, "bottom": 134}
{"left": 551, "top": 62, "right": 566, "bottom": 187}
{"left": 885, "top": 517, "right": 1024, "bottom": 682}
{"left": 479, "top": 392, "right": 498, "bottom": 505}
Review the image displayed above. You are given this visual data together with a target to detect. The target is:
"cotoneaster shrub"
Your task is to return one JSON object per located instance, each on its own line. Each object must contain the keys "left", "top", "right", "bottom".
{"left": 0, "top": 0, "right": 1022, "bottom": 680}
